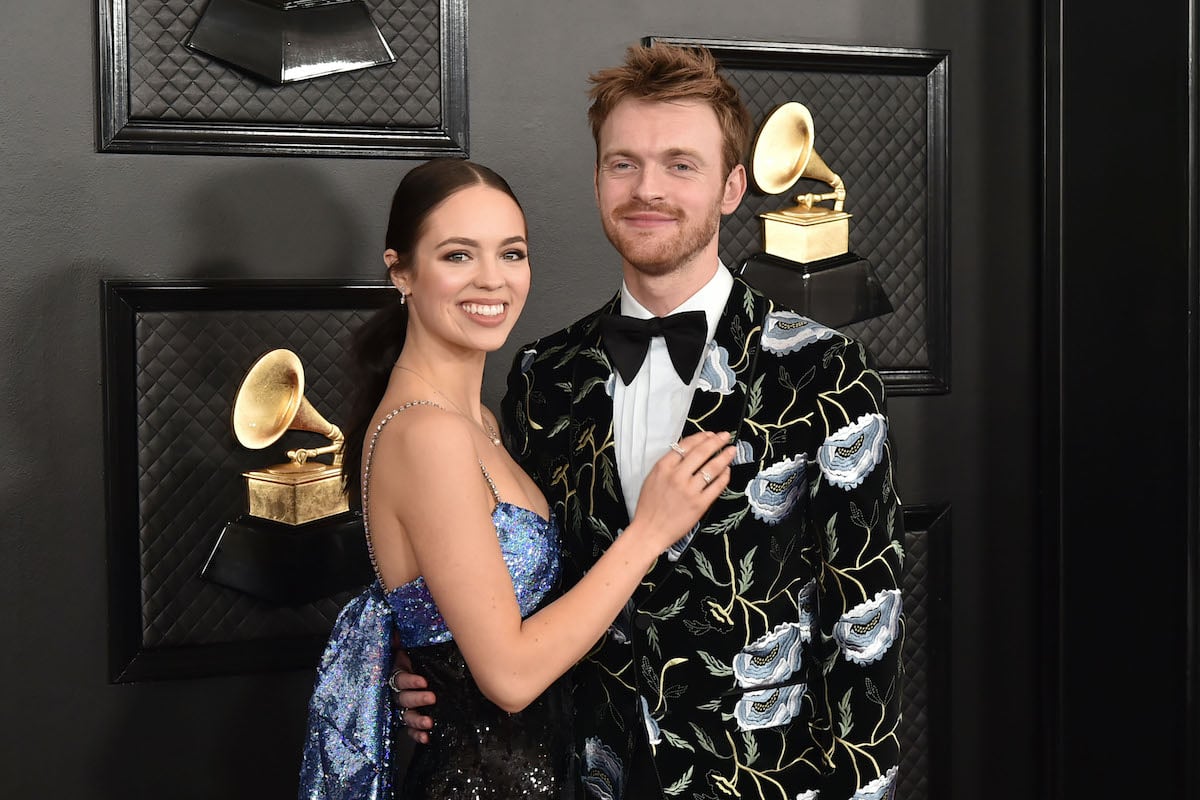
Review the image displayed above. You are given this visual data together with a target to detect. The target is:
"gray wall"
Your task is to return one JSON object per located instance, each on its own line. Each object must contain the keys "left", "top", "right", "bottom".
{"left": 0, "top": 1, "right": 1038, "bottom": 797}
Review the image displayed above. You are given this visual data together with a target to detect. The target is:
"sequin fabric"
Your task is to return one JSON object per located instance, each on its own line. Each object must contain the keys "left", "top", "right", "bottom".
{"left": 391, "top": 503, "right": 561, "bottom": 648}
{"left": 298, "top": 503, "right": 571, "bottom": 800}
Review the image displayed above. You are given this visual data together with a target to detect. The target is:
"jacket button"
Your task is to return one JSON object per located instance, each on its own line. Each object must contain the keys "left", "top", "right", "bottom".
{"left": 634, "top": 614, "right": 651, "bottom": 631}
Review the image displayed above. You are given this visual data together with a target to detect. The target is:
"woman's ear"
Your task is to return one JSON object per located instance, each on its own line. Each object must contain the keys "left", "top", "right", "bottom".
{"left": 385, "top": 249, "right": 407, "bottom": 293}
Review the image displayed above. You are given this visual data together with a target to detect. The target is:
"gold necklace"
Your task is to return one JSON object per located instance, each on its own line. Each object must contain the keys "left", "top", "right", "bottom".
{"left": 392, "top": 364, "right": 502, "bottom": 447}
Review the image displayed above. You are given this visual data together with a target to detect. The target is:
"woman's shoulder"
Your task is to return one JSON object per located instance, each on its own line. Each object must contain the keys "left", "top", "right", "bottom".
{"left": 370, "top": 402, "right": 479, "bottom": 471}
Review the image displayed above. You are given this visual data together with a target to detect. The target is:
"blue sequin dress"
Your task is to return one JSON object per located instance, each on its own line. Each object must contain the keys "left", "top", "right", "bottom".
{"left": 298, "top": 407, "right": 571, "bottom": 800}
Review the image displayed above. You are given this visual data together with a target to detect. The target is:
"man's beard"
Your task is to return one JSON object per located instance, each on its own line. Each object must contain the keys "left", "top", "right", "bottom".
{"left": 601, "top": 198, "right": 721, "bottom": 277}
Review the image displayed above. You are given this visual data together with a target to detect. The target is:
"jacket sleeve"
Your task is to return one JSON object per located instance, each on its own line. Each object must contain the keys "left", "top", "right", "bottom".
{"left": 805, "top": 337, "right": 904, "bottom": 799}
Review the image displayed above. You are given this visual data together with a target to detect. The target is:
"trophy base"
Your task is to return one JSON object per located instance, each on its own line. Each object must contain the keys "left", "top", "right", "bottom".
{"left": 201, "top": 512, "right": 373, "bottom": 605}
{"left": 739, "top": 251, "right": 894, "bottom": 328}
{"left": 243, "top": 464, "right": 349, "bottom": 526}
{"left": 760, "top": 208, "right": 852, "bottom": 264}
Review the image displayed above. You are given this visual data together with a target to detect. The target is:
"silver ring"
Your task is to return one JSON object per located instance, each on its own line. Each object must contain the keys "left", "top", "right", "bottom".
{"left": 700, "top": 469, "right": 713, "bottom": 485}
{"left": 669, "top": 442, "right": 687, "bottom": 458}
{"left": 388, "top": 668, "right": 405, "bottom": 693}
{"left": 397, "top": 706, "right": 409, "bottom": 727}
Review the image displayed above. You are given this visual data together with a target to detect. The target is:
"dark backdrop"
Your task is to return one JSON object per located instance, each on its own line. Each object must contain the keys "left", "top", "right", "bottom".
{"left": 0, "top": 1, "right": 1044, "bottom": 797}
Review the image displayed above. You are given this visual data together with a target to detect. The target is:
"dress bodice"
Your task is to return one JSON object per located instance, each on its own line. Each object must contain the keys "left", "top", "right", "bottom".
{"left": 388, "top": 501, "right": 560, "bottom": 647}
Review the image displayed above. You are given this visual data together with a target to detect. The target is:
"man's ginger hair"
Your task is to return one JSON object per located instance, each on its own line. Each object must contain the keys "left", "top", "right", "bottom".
{"left": 587, "top": 42, "right": 754, "bottom": 179}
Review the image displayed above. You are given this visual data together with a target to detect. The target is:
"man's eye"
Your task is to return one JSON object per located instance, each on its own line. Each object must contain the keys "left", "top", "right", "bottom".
{"left": 671, "top": 163, "right": 694, "bottom": 171}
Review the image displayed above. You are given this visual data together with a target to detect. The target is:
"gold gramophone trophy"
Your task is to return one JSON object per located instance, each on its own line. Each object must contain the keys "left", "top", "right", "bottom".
{"left": 232, "top": 349, "right": 350, "bottom": 525}
{"left": 753, "top": 101, "right": 852, "bottom": 264}
{"left": 739, "top": 101, "right": 892, "bottom": 327}
{"left": 201, "top": 348, "right": 370, "bottom": 606}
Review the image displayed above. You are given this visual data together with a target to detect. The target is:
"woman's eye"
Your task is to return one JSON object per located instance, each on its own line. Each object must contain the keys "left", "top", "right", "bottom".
{"left": 502, "top": 249, "right": 528, "bottom": 262}
{"left": 445, "top": 251, "right": 470, "bottom": 262}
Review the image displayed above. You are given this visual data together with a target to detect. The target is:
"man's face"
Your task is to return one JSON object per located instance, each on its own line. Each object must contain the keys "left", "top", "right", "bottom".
{"left": 594, "top": 98, "right": 745, "bottom": 280}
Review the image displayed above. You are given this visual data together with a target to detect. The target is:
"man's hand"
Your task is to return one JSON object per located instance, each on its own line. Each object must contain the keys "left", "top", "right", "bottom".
{"left": 389, "top": 648, "right": 436, "bottom": 744}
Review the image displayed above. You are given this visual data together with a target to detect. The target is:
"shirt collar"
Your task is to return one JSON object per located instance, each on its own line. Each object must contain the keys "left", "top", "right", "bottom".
{"left": 619, "top": 260, "right": 733, "bottom": 343}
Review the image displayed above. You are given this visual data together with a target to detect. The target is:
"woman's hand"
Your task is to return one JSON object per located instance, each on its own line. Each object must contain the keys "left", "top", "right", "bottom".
{"left": 629, "top": 430, "right": 735, "bottom": 553}
{"left": 389, "top": 647, "right": 436, "bottom": 744}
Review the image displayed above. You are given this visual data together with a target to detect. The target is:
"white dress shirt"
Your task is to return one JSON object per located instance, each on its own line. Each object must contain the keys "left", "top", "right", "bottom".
{"left": 613, "top": 262, "right": 733, "bottom": 520}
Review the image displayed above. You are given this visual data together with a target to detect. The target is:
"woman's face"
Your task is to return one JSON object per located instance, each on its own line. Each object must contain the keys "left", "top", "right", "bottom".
{"left": 389, "top": 184, "right": 530, "bottom": 356}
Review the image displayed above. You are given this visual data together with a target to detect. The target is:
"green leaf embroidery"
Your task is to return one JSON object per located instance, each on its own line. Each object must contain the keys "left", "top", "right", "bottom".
{"left": 649, "top": 591, "right": 690, "bottom": 621}
{"left": 696, "top": 698, "right": 722, "bottom": 712}
{"left": 599, "top": 455, "right": 617, "bottom": 501}
{"left": 746, "top": 373, "right": 765, "bottom": 418}
{"left": 646, "top": 621, "right": 661, "bottom": 656}
{"left": 743, "top": 286, "right": 756, "bottom": 318}
{"left": 742, "top": 731, "right": 760, "bottom": 766}
{"left": 548, "top": 415, "right": 571, "bottom": 439}
{"left": 692, "top": 550, "right": 718, "bottom": 584}
{"left": 662, "top": 765, "right": 694, "bottom": 796}
{"left": 794, "top": 364, "right": 816, "bottom": 391}
{"left": 697, "top": 650, "right": 733, "bottom": 677}
{"left": 662, "top": 729, "right": 696, "bottom": 752}
{"left": 825, "top": 513, "right": 839, "bottom": 562}
{"left": 703, "top": 507, "right": 749, "bottom": 537}
{"left": 580, "top": 345, "right": 610, "bottom": 367}
{"left": 737, "top": 546, "right": 758, "bottom": 593}
{"left": 837, "top": 689, "right": 853, "bottom": 737}
{"left": 689, "top": 722, "right": 721, "bottom": 756}
{"left": 778, "top": 365, "right": 793, "bottom": 390}
{"left": 574, "top": 375, "right": 608, "bottom": 402}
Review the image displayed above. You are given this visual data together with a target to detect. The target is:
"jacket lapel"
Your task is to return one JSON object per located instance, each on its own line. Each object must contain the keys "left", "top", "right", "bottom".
{"left": 634, "top": 277, "right": 767, "bottom": 602}
{"left": 564, "top": 294, "right": 632, "bottom": 573}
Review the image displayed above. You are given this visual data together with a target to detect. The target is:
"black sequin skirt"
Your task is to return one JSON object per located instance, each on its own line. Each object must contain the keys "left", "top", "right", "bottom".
{"left": 399, "top": 642, "right": 575, "bottom": 800}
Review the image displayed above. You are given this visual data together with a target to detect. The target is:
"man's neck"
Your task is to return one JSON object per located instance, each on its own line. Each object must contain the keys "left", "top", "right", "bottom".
{"left": 622, "top": 249, "right": 721, "bottom": 316}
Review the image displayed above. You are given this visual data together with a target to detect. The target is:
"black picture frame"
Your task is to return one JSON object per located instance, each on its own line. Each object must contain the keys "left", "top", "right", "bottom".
{"left": 102, "top": 280, "right": 393, "bottom": 682}
{"left": 96, "top": 0, "right": 468, "bottom": 158}
{"left": 899, "top": 503, "right": 952, "bottom": 800}
{"left": 647, "top": 37, "right": 951, "bottom": 395}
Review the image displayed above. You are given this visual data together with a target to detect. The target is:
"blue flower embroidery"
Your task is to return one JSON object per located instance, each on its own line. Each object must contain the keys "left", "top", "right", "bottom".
{"left": 696, "top": 341, "right": 736, "bottom": 395}
{"left": 732, "top": 438, "right": 755, "bottom": 466}
{"left": 795, "top": 792, "right": 819, "bottom": 800}
{"left": 851, "top": 766, "right": 898, "bottom": 800}
{"left": 582, "top": 737, "right": 624, "bottom": 800}
{"left": 761, "top": 311, "right": 837, "bottom": 355}
{"left": 638, "top": 695, "right": 662, "bottom": 747}
{"left": 796, "top": 579, "right": 817, "bottom": 642}
{"left": 734, "top": 683, "right": 806, "bottom": 731}
{"left": 733, "top": 622, "right": 807, "bottom": 688}
{"left": 834, "top": 589, "right": 902, "bottom": 665}
{"left": 746, "top": 455, "right": 808, "bottom": 524}
{"left": 666, "top": 522, "right": 699, "bottom": 562}
{"left": 520, "top": 348, "right": 537, "bottom": 374}
{"left": 604, "top": 372, "right": 616, "bottom": 398}
{"left": 817, "top": 414, "right": 888, "bottom": 490}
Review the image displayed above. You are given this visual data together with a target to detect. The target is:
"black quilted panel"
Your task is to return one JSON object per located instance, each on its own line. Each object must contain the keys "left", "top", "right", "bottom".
{"left": 719, "top": 68, "right": 929, "bottom": 371}
{"left": 134, "top": 308, "right": 374, "bottom": 648}
{"left": 900, "top": 524, "right": 933, "bottom": 799}
{"left": 126, "top": 0, "right": 441, "bottom": 126}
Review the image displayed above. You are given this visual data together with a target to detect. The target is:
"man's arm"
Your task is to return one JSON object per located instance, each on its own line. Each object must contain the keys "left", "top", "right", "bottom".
{"left": 806, "top": 339, "right": 904, "bottom": 797}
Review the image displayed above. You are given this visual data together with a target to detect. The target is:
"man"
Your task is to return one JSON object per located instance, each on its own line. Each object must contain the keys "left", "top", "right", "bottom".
{"left": 400, "top": 42, "right": 903, "bottom": 800}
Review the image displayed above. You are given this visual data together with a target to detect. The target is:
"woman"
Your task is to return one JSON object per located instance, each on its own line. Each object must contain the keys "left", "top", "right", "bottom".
{"left": 297, "top": 159, "right": 734, "bottom": 800}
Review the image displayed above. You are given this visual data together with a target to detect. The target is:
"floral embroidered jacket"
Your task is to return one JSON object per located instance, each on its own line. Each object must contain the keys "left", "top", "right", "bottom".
{"left": 501, "top": 277, "right": 904, "bottom": 800}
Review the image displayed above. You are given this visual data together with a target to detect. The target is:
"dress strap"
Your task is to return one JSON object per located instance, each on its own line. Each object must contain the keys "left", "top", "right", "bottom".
{"left": 361, "top": 400, "right": 445, "bottom": 587}
{"left": 478, "top": 459, "right": 504, "bottom": 504}
{"left": 360, "top": 400, "right": 501, "bottom": 587}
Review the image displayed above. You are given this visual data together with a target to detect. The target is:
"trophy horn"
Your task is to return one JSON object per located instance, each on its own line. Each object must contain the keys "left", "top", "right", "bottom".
{"left": 232, "top": 349, "right": 344, "bottom": 468}
{"left": 751, "top": 102, "right": 845, "bottom": 211}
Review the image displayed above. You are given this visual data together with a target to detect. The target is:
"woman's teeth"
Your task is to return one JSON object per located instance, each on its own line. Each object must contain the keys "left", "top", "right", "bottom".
{"left": 462, "top": 302, "right": 504, "bottom": 316}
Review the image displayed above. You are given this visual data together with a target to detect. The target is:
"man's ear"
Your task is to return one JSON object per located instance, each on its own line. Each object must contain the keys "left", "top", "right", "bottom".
{"left": 721, "top": 164, "right": 748, "bottom": 214}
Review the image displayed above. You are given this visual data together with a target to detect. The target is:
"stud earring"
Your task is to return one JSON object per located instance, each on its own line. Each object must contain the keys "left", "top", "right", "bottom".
{"left": 399, "top": 289, "right": 408, "bottom": 306}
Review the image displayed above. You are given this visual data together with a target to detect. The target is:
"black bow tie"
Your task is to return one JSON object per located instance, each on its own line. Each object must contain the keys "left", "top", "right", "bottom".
{"left": 600, "top": 310, "right": 708, "bottom": 385}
